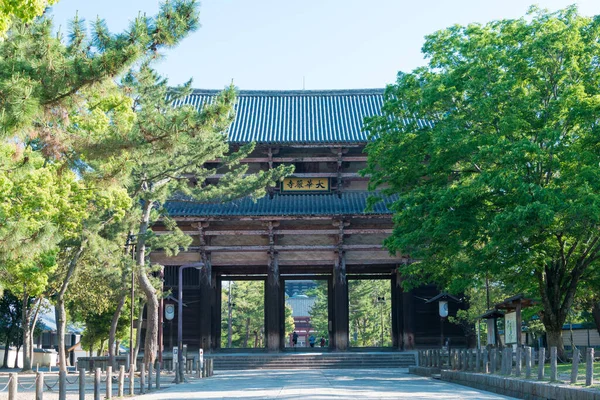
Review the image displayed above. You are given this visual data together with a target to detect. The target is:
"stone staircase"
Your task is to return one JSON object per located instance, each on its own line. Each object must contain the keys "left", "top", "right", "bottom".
{"left": 208, "top": 352, "right": 417, "bottom": 370}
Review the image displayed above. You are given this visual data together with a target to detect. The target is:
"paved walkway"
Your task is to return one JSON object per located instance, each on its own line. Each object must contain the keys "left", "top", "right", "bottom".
{"left": 132, "top": 368, "right": 517, "bottom": 400}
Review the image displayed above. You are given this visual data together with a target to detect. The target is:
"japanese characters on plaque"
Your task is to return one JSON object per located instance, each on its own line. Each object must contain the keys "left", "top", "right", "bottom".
{"left": 281, "top": 177, "right": 330, "bottom": 193}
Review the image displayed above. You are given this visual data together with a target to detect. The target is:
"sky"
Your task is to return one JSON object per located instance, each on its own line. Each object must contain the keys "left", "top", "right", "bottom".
{"left": 48, "top": 0, "right": 600, "bottom": 91}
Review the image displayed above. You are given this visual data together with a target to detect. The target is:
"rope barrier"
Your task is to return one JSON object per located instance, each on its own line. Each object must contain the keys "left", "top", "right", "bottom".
{"left": 44, "top": 377, "right": 60, "bottom": 390}
{"left": 0, "top": 375, "right": 11, "bottom": 392}
{"left": 65, "top": 375, "right": 80, "bottom": 384}
{"left": 18, "top": 377, "right": 37, "bottom": 390}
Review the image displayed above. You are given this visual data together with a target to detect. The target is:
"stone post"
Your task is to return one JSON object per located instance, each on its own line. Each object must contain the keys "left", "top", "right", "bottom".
{"left": 79, "top": 369, "right": 86, "bottom": 400}
{"left": 156, "top": 362, "right": 161, "bottom": 389}
{"left": 140, "top": 363, "right": 145, "bottom": 395}
{"left": 35, "top": 372, "right": 43, "bottom": 400}
{"left": 129, "top": 363, "right": 135, "bottom": 396}
{"left": 106, "top": 366, "right": 112, "bottom": 399}
{"left": 8, "top": 373, "right": 17, "bottom": 400}
{"left": 516, "top": 346, "right": 522, "bottom": 377}
{"left": 586, "top": 348, "right": 594, "bottom": 386}
{"left": 148, "top": 362, "right": 153, "bottom": 391}
{"left": 490, "top": 349, "right": 496, "bottom": 374}
{"left": 118, "top": 366, "right": 125, "bottom": 397}
{"left": 550, "top": 347, "right": 557, "bottom": 382}
{"left": 538, "top": 347, "right": 545, "bottom": 380}
{"left": 483, "top": 348, "right": 489, "bottom": 373}
{"left": 59, "top": 370, "right": 66, "bottom": 400}
{"left": 571, "top": 348, "right": 580, "bottom": 384}
{"left": 525, "top": 346, "right": 532, "bottom": 379}
{"left": 94, "top": 368, "right": 101, "bottom": 400}
{"left": 506, "top": 348, "right": 512, "bottom": 376}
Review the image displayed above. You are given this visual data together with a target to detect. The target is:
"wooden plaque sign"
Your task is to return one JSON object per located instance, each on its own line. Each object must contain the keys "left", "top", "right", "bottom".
{"left": 281, "top": 177, "right": 330, "bottom": 193}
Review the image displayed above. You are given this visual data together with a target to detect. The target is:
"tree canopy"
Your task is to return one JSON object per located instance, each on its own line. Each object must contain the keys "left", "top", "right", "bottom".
{"left": 364, "top": 6, "right": 600, "bottom": 356}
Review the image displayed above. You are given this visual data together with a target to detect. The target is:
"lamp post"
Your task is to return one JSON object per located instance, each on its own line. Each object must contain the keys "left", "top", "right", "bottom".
{"left": 377, "top": 296, "right": 385, "bottom": 346}
{"left": 177, "top": 263, "right": 203, "bottom": 383}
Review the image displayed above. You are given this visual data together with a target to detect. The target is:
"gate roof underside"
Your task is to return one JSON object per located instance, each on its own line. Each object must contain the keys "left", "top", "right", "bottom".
{"left": 165, "top": 191, "right": 396, "bottom": 218}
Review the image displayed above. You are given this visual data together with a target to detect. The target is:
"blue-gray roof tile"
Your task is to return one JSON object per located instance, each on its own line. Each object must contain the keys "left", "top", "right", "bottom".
{"left": 172, "top": 89, "right": 385, "bottom": 144}
{"left": 164, "top": 191, "right": 395, "bottom": 217}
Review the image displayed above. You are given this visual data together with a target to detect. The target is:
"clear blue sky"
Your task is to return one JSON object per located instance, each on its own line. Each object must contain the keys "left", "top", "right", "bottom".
{"left": 48, "top": 0, "right": 600, "bottom": 90}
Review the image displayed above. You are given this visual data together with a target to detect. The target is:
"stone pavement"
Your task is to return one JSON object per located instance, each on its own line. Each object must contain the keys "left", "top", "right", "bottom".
{"left": 132, "top": 368, "right": 518, "bottom": 399}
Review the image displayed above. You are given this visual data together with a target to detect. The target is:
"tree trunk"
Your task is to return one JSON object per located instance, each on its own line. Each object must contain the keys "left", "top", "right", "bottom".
{"left": 133, "top": 302, "right": 145, "bottom": 363}
{"left": 243, "top": 317, "right": 250, "bottom": 348}
{"left": 21, "top": 291, "right": 32, "bottom": 371}
{"left": 137, "top": 199, "right": 159, "bottom": 367}
{"left": 591, "top": 300, "right": 600, "bottom": 336}
{"left": 2, "top": 337, "right": 10, "bottom": 368}
{"left": 14, "top": 344, "right": 20, "bottom": 369}
{"left": 545, "top": 325, "right": 565, "bottom": 360}
{"left": 55, "top": 242, "right": 86, "bottom": 373}
{"left": 108, "top": 290, "right": 127, "bottom": 369}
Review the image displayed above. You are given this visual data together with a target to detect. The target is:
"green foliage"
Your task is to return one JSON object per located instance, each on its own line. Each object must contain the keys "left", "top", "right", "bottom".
{"left": 221, "top": 281, "right": 265, "bottom": 348}
{"left": 0, "top": 0, "right": 58, "bottom": 36}
{"left": 307, "top": 281, "right": 328, "bottom": 339}
{"left": 80, "top": 308, "right": 128, "bottom": 353}
{"left": 364, "top": 6, "right": 600, "bottom": 353}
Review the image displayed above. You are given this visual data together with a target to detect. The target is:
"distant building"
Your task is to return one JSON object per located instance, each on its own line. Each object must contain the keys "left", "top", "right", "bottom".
{"left": 286, "top": 296, "right": 317, "bottom": 347}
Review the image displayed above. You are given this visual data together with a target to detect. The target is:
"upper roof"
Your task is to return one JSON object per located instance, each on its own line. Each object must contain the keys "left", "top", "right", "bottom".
{"left": 172, "top": 88, "right": 385, "bottom": 144}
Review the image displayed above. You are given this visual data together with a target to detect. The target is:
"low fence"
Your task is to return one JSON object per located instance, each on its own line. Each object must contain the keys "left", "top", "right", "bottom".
{"left": 0, "top": 359, "right": 214, "bottom": 399}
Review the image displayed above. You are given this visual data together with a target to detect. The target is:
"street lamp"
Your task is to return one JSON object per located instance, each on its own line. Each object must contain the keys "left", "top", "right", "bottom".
{"left": 425, "top": 293, "right": 461, "bottom": 350}
{"left": 177, "top": 262, "right": 203, "bottom": 383}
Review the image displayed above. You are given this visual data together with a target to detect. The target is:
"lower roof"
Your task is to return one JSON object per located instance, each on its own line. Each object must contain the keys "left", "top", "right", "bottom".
{"left": 164, "top": 191, "right": 395, "bottom": 217}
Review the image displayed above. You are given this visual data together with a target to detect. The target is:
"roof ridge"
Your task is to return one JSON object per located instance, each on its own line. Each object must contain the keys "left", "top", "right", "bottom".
{"left": 190, "top": 88, "right": 385, "bottom": 97}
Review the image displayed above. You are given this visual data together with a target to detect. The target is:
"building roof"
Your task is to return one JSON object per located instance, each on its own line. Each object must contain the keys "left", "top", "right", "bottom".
{"left": 286, "top": 297, "right": 317, "bottom": 317}
{"left": 164, "top": 191, "right": 396, "bottom": 217}
{"left": 172, "top": 89, "right": 386, "bottom": 144}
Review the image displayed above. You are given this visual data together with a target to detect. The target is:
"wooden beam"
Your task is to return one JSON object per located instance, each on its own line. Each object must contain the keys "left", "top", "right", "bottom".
{"left": 153, "top": 228, "right": 393, "bottom": 236}
{"left": 171, "top": 215, "right": 392, "bottom": 222}
{"left": 209, "top": 156, "right": 368, "bottom": 163}
{"left": 207, "top": 172, "right": 368, "bottom": 179}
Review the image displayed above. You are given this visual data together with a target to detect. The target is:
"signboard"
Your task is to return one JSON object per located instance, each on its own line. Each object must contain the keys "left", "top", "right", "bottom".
{"left": 439, "top": 301, "right": 449, "bottom": 318}
{"left": 165, "top": 304, "right": 175, "bottom": 321}
{"left": 173, "top": 346, "right": 179, "bottom": 363}
{"left": 281, "top": 177, "right": 330, "bottom": 193}
{"left": 199, "top": 349, "right": 204, "bottom": 369}
{"left": 505, "top": 311, "right": 517, "bottom": 344}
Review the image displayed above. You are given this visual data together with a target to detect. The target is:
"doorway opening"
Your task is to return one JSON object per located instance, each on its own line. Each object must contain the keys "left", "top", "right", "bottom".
{"left": 220, "top": 280, "right": 265, "bottom": 349}
{"left": 284, "top": 278, "right": 329, "bottom": 349}
{"left": 348, "top": 278, "right": 392, "bottom": 347}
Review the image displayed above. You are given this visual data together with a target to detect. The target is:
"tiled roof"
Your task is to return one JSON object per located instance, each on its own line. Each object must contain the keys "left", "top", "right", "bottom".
{"left": 172, "top": 89, "right": 385, "bottom": 144}
{"left": 286, "top": 297, "right": 317, "bottom": 317}
{"left": 164, "top": 191, "right": 395, "bottom": 217}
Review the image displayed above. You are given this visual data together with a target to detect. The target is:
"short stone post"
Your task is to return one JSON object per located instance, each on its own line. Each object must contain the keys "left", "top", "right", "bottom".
{"left": 8, "top": 373, "right": 17, "bottom": 400}
{"left": 525, "top": 346, "right": 532, "bottom": 379}
{"left": 586, "top": 348, "right": 594, "bottom": 386}
{"left": 490, "top": 349, "right": 497, "bottom": 374}
{"left": 476, "top": 348, "right": 481, "bottom": 373}
{"left": 148, "top": 362, "right": 153, "bottom": 391}
{"left": 550, "top": 346, "right": 557, "bottom": 382}
{"left": 538, "top": 347, "right": 545, "bottom": 380}
{"left": 35, "top": 372, "right": 43, "bottom": 400}
{"left": 106, "top": 366, "right": 112, "bottom": 399}
{"left": 140, "top": 363, "right": 146, "bottom": 395}
{"left": 118, "top": 366, "right": 125, "bottom": 397}
{"left": 156, "top": 362, "right": 161, "bottom": 389}
{"left": 507, "top": 348, "right": 513, "bottom": 376}
{"left": 94, "top": 368, "right": 101, "bottom": 400}
{"left": 483, "top": 348, "right": 489, "bottom": 373}
{"left": 571, "top": 348, "right": 580, "bottom": 384}
{"left": 79, "top": 368, "right": 86, "bottom": 400}
{"left": 129, "top": 363, "right": 135, "bottom": 396}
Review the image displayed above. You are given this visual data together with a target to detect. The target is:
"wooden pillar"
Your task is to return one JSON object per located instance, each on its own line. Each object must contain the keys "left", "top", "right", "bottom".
{"left": 332, "top": 251, "right": 349, "bottom": 350}
{"left": 327, "top": 277, "right": 335, "bottom": 349}
{"left": 198, "top": 253, "right": 214, "bottom": 352}
{"left": 402, "top": 286, "right": 415, "bottom": 350}
{"left": 212, "top": 277, "right": 222, "bottom": 350}
{"left": 391, "top": 268, "right": 404, "bottom": 350}
{"left": 265, "top": 252, "right": 282, "bottom": 351}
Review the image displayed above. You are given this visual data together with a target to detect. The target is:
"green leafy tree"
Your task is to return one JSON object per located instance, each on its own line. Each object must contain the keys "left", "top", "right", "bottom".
{"left": 0, "top": 0, "right": 58, "bottom": 36}
{"left": 307, "top": 282, "right": 329, "bottom": 339}
{"left": 0, "top": 291, "right": 23, "bottom": 368}
{"left": 123, "top": 67, "right": 292, "bottom": 363}
{"left": 349, "top": 280, "right": 391, "bottom": 347}
{"left": 363, "top": 6, "right": 600, "bottom": 358}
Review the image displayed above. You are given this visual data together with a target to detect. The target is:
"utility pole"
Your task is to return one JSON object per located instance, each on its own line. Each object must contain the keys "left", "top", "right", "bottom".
{"left": 227, "top": 282, "right": 233, "bottom": 348}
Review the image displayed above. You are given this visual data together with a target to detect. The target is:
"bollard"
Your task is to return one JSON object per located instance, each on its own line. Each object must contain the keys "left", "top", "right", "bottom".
{"left": 8, "top": 373, "right": 17, "bottom": 400}
{"left": 79, "top": 369, "right": 86, "bottom": 400}
{"left": 490, "top": 349, "right": 497, "bottom": 374}
{"left": 507, "top": 348, "right": 512, "bottom": 376}
{"left": 196, "top": 359, "right": 201, "bottom": 378}
{"left": 94, "top": 368, "right": 101, "bottom": 400}
{"left": 476, "top": 349, "right": 481, "bottom": 373}
{"left": 516, "top": 347, "right": 522, "bottom": 377}
{"left": 586, "top": 348, "right": 594, "bottom": 386}
{"left": 140, "top": 363, "right": 146, "bottom": 395}
{"left": 36, "top": 372, "right": 44, "bottom": 400}
{"left": 106, "top": 366, "right": 112, "bottom": 399}
{"left": 571, "top": 348, "right": 580, "bottom": 384}
{"left": 118, "top": 366, "right": 125, "bottom": 397}
{"left": 129, "top": 363, "right": 135, "bottom": 396}
{"left": 483, "top": 348, "right": 489, "bottom": 373}
{"left": 58, "top": 370, "right": 67, "bottom": 400}
{"left": 525, "top": 347, "right": 532, "bottom": 379}
{"left": 148, "top": 362, "right": 153, "bottom": 391}
{"left": 538, "top": 347, "right": 545, "bottom": 380}
{"left": 156, "top": 363, "right": 161, "bottom": 389}
{"left": 550, "top": 347, "right": 557, "bottom": 382}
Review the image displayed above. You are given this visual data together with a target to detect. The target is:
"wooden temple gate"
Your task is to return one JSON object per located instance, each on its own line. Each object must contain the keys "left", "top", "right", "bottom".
{"left": 149, "top": 89, "right": 468, "bottom": 352}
